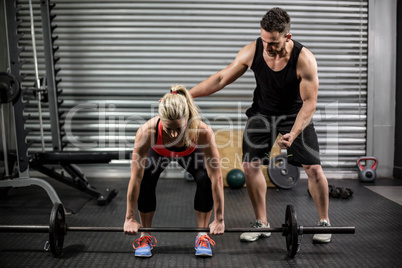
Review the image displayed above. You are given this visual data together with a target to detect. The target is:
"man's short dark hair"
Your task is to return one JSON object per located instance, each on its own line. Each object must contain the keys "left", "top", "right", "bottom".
{"left": 260, "top": 7, "right": 291, "bottom": 35}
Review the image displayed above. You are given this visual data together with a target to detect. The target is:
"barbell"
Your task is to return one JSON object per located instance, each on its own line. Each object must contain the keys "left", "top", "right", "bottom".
{"left": 0, "top": 203, "right": 355, "bottom": 258}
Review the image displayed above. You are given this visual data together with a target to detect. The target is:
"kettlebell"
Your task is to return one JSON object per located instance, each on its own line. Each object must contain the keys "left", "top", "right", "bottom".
{"left": 357, "top": 156, "right": 378, "bottom": 182}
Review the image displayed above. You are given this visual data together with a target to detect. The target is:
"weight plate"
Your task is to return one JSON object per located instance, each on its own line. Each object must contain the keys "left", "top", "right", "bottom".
{"left": 49, "top": 203, "right": 65, "bottom": 257}
{"left": 0, "top": 72, "right": 20, "bottom": 104}
{"left": 268, "top": 155, "right": 300, "bottom": 189}
{"left": 285, "top": 204, "right": 299, "bottom": 258}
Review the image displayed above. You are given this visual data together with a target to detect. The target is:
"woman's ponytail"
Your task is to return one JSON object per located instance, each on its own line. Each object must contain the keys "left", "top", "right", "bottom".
{"left": 159, "top": 85, "right": 201, "bottom": 146}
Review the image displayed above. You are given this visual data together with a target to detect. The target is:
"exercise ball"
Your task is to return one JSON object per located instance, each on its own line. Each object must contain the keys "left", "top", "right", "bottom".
{"left": 226, "top": 169, "right": 246, "bottom": 189}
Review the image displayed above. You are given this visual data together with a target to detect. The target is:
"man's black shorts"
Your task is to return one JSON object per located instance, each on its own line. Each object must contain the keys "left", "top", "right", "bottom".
{"left": 242, "top": 113, "right": 321, "bottom": 166}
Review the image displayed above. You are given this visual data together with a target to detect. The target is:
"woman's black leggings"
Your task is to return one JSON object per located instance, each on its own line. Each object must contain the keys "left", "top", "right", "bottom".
{"left": 137, "top": 147, "right": 213, "bottom": 213}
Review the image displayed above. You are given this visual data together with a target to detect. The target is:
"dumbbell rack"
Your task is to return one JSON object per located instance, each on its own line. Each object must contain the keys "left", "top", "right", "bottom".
{"left": 39, "top": 0, "right": 65, "bottom": 152}
{"left": 5, "top": 0, "right": 31, "bottom": 177}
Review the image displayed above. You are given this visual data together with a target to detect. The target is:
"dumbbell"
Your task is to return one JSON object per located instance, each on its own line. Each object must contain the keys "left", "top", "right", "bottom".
{"left": 331, "top": 187, "right": 353, "bottom": 199}
{"left": 341, "top": 188, "right": 353, "bottom": 199}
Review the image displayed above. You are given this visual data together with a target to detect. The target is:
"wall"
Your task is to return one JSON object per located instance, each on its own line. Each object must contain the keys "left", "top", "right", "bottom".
{"left": 394, "top": 1, "right": 402, "bottom": 179}
{"left": 16, "top": 0, "right": 370, "bottom": 179}
{"left": 367, "top": 0, "right": 397, "bottom": 178}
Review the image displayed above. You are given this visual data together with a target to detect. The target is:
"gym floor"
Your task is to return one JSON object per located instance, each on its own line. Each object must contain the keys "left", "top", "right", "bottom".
{"left": 0, "top": 170, "right": 401, "bottom": 268}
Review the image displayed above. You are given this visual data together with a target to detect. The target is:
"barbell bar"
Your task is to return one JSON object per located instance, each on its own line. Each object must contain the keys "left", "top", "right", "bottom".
{"left": 0, "top": 203, "right": 355, "bottom": 258}
{"left": 0, "top": 225, "right": 354, "bottom": 234}
{"left": 68, "top": 226, "right": 354, "bottom": 233}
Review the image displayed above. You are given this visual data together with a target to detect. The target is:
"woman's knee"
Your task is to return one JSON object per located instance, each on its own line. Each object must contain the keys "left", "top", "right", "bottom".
{"left": 194, "top": 198, "right": 213, "bottom": 212}
{"left": 138, "top": 191, "right": 156, "bottom": 212}
{"left": 191, "top": 169, "right": 210, "bottom": 187}
{"left": 194, "top": 174, "right": 213, "bottom": 212}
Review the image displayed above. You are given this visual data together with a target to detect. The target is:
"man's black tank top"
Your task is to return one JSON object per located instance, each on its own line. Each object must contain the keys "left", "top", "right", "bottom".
{"left": 249, "top": 38, "right": 304, "bottom": 116}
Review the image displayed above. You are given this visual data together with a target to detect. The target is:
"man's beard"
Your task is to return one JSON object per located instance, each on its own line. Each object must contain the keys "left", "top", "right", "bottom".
{"left": 266, "top": 43, "right": 286, "bottom": 57}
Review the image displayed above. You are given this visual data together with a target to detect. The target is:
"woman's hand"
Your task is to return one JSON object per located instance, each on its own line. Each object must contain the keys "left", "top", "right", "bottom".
{"left": 209, "top": 219, "right": 225, "bottom": 235}
{"left": 124, "top": 219, "right": 141, "bottom": 236}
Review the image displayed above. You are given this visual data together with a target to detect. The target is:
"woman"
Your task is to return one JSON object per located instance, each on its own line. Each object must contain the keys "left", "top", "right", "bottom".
{"left": 124, "top": 85, "right": 225, "bottom": 258}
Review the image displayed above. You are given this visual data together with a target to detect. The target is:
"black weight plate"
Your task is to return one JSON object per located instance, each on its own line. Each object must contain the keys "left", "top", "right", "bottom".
{"left": 285, "top": 204, "right": 299, "bottom": 258}
{"left": 268, "top": 155, "right": 300, "bottom": 189}
{"left": 0, "top": 72, "right": 20, "bottom": 104}
{"left": 49, "top": 203, "right": 65, "bottom": 257}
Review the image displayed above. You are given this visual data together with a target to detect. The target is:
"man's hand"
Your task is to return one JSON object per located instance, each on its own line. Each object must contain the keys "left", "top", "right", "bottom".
{"left": 209, "top": 220, "right": 225, "bottom": 235}
{"left": 124, "top": 219, "right": 141, "bottom": 236}
{"left": 278, "top": 133, "right": 296, "bottom": 149}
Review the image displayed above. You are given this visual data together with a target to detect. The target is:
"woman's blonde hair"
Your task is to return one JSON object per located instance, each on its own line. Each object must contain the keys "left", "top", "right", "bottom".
{"left": 158, "top": 84, "right": 200, "bottom": 147}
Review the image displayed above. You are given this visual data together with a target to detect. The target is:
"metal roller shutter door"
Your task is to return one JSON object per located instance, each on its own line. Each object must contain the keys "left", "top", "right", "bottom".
{"left": 17, "top": 0, "right": 368, "bottom": 178}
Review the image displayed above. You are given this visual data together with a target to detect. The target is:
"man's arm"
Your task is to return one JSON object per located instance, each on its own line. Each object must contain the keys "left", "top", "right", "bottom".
{"left": 278, "top": 47, "right": 319, "bottom": 148}
{"left": 189, "top": 42, "right": 255, "bottom": 98}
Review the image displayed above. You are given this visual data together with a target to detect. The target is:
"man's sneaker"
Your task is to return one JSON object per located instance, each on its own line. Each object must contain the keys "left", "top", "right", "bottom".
{"left": 312, "top": 220, "right": 332, "bottom": 243}
{"left": 240, "top": 220, "right": 271, "bottom": 242}
{"left": 195, "top": 233, "right": 215, "bottom": 257}
{"left": 133, "top": 235, "right": 157, "bottom": 258}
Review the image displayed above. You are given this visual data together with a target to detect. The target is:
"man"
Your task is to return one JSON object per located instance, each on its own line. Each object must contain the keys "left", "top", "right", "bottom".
{"left": 189, "top": 7, "right": 331, "bottom": 243}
